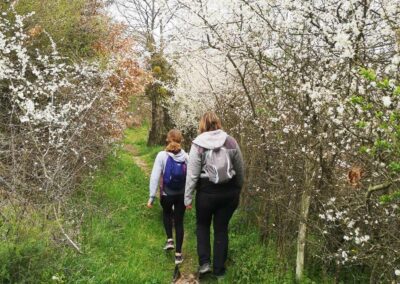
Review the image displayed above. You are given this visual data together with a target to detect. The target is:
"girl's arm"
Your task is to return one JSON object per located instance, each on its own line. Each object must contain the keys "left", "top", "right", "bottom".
{"left": 148, "top": 152, "right": 164, "bottom": 205}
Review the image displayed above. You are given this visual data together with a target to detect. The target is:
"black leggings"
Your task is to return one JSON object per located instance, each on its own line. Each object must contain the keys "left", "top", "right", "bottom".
{"left": 160, "top": 194, "right": 186, "bottom": 253}
{"left": 196, "top": 190, "right": 239, "bottom": 275}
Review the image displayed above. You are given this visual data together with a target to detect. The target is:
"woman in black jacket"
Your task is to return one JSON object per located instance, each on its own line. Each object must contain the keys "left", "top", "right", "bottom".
{"left": 184, "top": 112, "right": 244, "bottom": 278}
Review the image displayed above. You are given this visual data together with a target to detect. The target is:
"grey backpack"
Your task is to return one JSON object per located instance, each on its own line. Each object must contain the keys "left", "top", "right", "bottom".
{"left": 203, "top": 147, "right": 235, "bottom": 184}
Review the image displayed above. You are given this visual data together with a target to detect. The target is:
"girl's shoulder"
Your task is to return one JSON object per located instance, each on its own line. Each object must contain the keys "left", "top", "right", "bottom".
{"left": 156, "top": 150, "right": 168, "bottom": 160}
{"left": 181, "top": 150, "right": 189, "bottom": 160}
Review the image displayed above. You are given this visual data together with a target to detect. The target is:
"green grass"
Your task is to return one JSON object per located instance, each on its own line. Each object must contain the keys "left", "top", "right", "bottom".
{"left": 0, "top": 207, "right": 62, "bottom": 283}
{"left": 124, "top": 125, "right": 163, "bottom": 166}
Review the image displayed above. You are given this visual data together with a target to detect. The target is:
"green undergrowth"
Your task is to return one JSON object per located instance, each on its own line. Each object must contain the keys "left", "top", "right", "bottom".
{"left": 0, "top": 206, "right": 63, "bottom": 283}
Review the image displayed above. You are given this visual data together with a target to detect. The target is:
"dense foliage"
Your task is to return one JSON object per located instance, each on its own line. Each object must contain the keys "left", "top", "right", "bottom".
{"left": 0, "top": 2, "right": 145, "bottom": 281}
{"left": 162, "top": 0, "right": 400, "bottom": 282}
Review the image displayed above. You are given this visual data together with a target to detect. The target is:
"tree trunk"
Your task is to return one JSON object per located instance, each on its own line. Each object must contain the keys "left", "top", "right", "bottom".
{"left": 296, "top": 160, "right": 314, "bottom": 282}
{"left": 147, "top": 83, "right": 173, "bottom": 146}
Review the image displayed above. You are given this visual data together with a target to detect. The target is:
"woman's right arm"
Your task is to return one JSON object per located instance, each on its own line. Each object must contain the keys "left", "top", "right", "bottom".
{"left": 184, "top": 144, "right": 202, "bottom": 206}
{"left": 148, "top": 152, "right": 164, "bottom": 205}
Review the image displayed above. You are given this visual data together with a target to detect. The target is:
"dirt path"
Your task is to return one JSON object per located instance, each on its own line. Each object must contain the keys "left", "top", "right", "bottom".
{"left": 123, "top": 144, "right": 151, "bottom": 176}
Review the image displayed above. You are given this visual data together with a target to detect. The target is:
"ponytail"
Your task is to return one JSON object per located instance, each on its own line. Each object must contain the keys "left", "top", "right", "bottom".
{"left": 165, "top": 129, "right": 183, "bottom": 154}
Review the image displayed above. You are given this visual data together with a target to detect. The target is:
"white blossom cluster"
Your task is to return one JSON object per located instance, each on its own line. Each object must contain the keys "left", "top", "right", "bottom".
{"left": 1, "top": 8, "right": 115, "bottom": 141}
{"left": 1, "top": 7, "right": 130, "bottom": 200}
{"left": 318, "top": 194, "right": 399, "bottom": 279}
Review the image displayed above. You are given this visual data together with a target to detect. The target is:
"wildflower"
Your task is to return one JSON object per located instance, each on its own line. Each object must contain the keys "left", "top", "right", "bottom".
{"left": 347, "top": 220, "right": 355, "bottom": 228}
{"left": 382, "top": 96, "right": 391, "bottom": 107}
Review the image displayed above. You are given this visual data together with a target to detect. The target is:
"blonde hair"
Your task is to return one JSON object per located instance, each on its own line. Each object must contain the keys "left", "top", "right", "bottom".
{"left": 199, "top": 111, "right": 222, "bottom": 133}
{"left": 165, "top": 129, "right": 183, "bottom": 153}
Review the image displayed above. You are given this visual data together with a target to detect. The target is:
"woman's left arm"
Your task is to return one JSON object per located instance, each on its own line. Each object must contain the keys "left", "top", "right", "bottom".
{"left": 232, "top": 142, "right": 245, "bottom": 189}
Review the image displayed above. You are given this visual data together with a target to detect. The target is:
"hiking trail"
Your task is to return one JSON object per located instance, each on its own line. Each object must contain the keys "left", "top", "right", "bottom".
{"left": 124, "top": 144, "right": 151, "bottom": 176}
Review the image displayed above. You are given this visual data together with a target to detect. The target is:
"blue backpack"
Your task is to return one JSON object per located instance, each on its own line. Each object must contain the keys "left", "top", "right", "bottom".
{"left": 163, "top": 156, "right": 187, "bottom": 190}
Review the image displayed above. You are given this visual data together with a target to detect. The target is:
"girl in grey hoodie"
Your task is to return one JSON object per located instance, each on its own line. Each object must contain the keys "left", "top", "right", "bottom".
{"left": 185, "top": 112, "right": 244, "bottom": 278}
{"left": 147, "top": 129, "right": 189, "bottom": 265}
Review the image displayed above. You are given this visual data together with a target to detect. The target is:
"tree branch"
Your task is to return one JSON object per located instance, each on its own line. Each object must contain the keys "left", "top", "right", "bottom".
{"left": 53, "top": 205, "right": 82, "bottom": 254}
{"left": 366, "top": 178, "right": 400, "bottom": 212}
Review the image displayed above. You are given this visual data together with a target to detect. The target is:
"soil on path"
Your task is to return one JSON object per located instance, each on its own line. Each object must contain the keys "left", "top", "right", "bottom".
{"left": 124, "top": 144, "right": 151, "bottom": 176}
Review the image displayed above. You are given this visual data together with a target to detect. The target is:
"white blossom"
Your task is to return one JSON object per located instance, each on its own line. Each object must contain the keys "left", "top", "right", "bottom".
{"left": 382, "top": 96, "right": 392, "bottom": 107}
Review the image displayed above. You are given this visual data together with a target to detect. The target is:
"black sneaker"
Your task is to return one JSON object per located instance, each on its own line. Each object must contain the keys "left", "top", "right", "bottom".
{"left": 198, "top": 263, "right": 212, "bottom": 274}
{"left": 175, "top": 254, "right": 183, "bottom": 265}
{"left": 163, "top": 240, "right": 174, "bottom": 250}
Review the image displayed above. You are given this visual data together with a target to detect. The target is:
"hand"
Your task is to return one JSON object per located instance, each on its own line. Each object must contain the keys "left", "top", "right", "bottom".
{"left": 186, "top": 204, "right": 192, "bottom": 210}
{"left": 147, "top": 197, "right": 154, "bottom": 208}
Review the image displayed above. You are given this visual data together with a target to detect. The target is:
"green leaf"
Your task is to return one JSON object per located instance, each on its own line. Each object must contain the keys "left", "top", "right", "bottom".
{"left": 379, "top": 190, "right": 400, "bottom": 204}
{"left": 375, "top": 111, "right": 384, "bottom": 118}
{"left": 389, "top": 113, "right": 400, "bottom": 123}
{"left": 360, "top": 68, "right": 377, "bottom": 81}
{"left": 362, "top": 103, "right": 373, "bottom": 111}
{"left": 379, "top": 122, "right": 388, "bottom": 130}
{"left": 377, "top": 78, "right": 390, "bottom": 89}
{"left": 379, "top": 194, "right": 392, "bottom": 204}
{"left": 350, "top": 96, "right": 364, "bottom": 105}
{"left": 388, "top": 162, "right": 400, "bottom": 173}
{"left": 356, "top": 121, "right": 367, "bottom": 128}
{"left": 359, "top": 146, "right": 370, "bottom": 154}
{"left": 374, "top": 139, "right": 390, "bottom": 150}
{"left": 394, "top": 86, "right": 400, "bottom": 96}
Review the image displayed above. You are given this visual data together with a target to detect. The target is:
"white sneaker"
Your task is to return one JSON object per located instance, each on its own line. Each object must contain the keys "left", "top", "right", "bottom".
{"left": 175, "top": 254, "right": 183, "bottom": 265}
{"left": 163, "top": 240, "right": 174, "bottom": 250}
{"left": 198, "top": 263, "right": 212, "bottom": 274}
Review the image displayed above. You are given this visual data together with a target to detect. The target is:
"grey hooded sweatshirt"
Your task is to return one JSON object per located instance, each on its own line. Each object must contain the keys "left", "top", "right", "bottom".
{"left": 149, "top": 150, "right": 189, "bottom": 202}
{"left": 184, "top": 130, "right": 244, "bottom": 206}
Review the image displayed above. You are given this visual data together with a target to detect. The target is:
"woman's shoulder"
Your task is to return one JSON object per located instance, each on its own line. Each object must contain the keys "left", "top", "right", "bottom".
{"left": 225, "top": 135, "right": 239, "bottom": 149}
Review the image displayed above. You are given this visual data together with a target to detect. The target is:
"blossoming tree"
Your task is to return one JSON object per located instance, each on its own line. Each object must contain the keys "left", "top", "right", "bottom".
{"left": 163, "top": 0, "right": 399, "bottom": 281}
